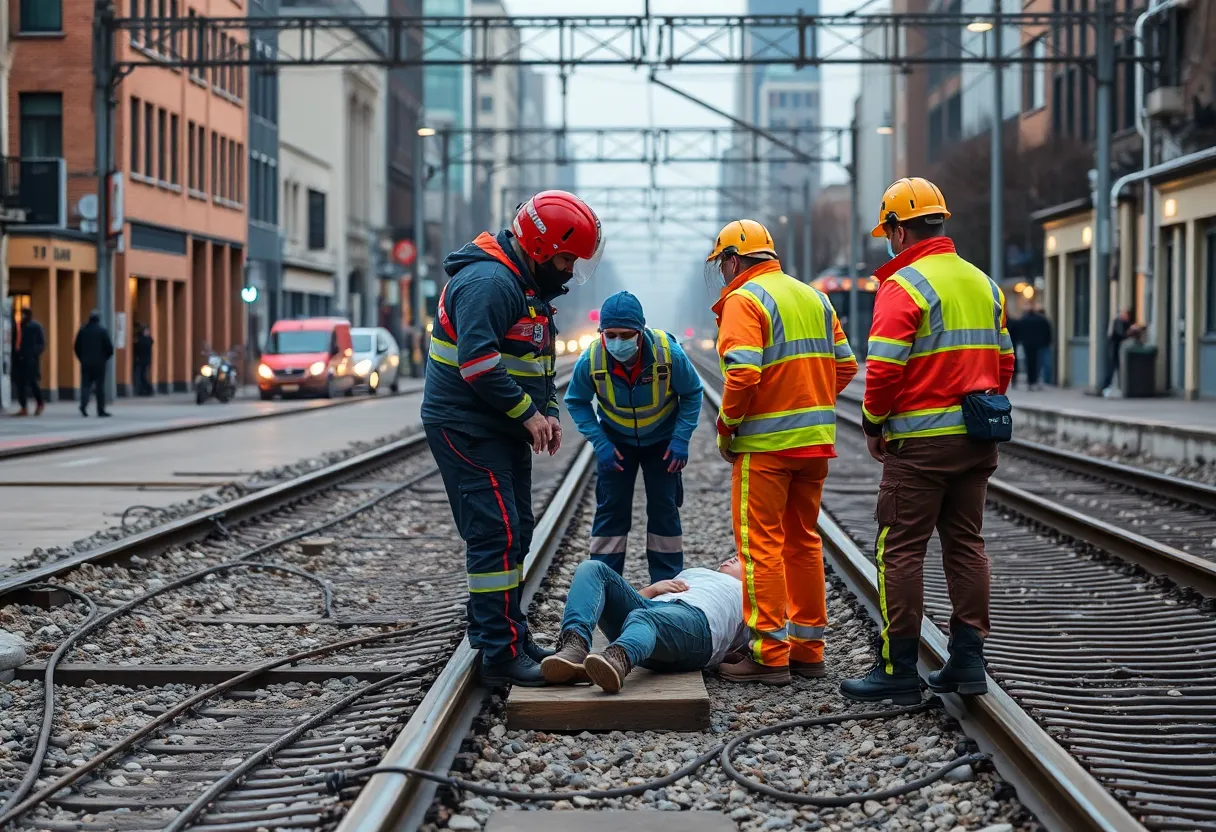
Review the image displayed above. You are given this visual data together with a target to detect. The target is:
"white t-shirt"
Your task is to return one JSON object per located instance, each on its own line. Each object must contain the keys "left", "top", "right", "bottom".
{"left": 652, "top": 567, "right": 747, "bottom": 666}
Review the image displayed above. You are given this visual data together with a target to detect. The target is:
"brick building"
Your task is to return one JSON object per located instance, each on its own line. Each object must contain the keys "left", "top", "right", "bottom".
{"left": 7, "top": 0, "right": 247, "bottom": 398}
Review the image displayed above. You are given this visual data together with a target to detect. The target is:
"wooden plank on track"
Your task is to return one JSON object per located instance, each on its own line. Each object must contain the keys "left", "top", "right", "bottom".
{"left": 485, "top": 811, "right": 735, "bottom": 831}
{"left": 506, "top": 669, "right": 710, "bottom": 732}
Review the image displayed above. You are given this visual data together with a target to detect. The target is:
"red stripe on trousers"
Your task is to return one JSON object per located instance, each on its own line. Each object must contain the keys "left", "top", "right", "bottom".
{"left": 442, "top": 429, "right": 519, "bottom": 657}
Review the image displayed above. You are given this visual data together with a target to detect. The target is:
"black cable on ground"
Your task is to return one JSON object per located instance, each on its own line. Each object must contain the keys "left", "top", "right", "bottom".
{"left": 0, "top": 584, "right": 98, "bottom": 819}
{"left": 121, "top": 504, "right": 170, "bottom": 530}
{"left": 323, "top": 702, "right": 990, "bottom": 808}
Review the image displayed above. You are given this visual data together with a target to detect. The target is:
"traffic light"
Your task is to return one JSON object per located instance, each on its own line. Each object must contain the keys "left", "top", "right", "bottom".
{"left": 240, "top": 286, "right": 259, "bottom": 304}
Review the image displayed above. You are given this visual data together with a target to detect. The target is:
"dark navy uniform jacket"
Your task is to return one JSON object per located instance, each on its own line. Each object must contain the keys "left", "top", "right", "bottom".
{"left": 421, "top": 230, "right": 560, "bottom": 442}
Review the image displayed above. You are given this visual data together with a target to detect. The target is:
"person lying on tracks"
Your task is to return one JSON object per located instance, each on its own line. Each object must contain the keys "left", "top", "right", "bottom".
{"left": 539, "top": 557, "right": 748, "bottom": 693}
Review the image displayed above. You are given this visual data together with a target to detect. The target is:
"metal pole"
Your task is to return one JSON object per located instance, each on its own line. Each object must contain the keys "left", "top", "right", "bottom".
{"left": 411, "top": 125, "right": 426, "bottom": 378}
{"left": 1094, "top": 0, "right": 1115, "bottom": 389}
{"left": 847, "top": 118, "right": 860, "bottom": 348}
{"left": 93, "top": 0, "right": 117, "bottom": 402}
{"left": 802, "top": 176, "right": 813, "bottom": 283}
{"left": 440, "top": 130, "right": 451, "bottom": 267}
{"left": 990, "top": 0, "right": 1004, "bottom": 285}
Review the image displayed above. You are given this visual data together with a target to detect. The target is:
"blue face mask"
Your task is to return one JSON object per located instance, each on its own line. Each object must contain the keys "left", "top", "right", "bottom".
{"left": 604, "top": 335, "right": 640, "bottom": 363}
{"left": 886, "top": 236, "right": 896, "bottom": 259}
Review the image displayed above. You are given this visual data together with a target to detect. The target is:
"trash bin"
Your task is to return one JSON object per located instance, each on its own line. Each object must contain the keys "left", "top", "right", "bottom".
{"left": 1121, "top": 343, "right": 1157, "bottom": 398}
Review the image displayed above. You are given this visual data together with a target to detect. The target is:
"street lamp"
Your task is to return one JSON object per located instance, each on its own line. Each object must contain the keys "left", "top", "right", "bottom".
{"left": 876, "top": 125, "right": 893, "bottom": 135}
{"left": 417, "top": 126, "right": 436, "bottom": 137}
{"left": 967, "top": 19, "right": 994, "bottom": 32}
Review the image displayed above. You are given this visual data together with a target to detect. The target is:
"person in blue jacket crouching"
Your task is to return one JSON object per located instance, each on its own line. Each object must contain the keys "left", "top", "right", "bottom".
{"left": 565, "top": 291, "right": 703, "bottom": 583}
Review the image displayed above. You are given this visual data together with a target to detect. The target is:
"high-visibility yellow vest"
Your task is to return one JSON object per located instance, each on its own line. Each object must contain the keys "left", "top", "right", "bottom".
{"left": 588, "top": 328, "right": 675, "bottom": 437}
{"left": 719, "top": 271, "right": 840, "bottom": 453}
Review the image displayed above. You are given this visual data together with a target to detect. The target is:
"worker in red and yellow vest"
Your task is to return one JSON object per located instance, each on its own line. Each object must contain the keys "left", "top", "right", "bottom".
{"left": 707, "top": 219, "right": 857, "bottom": 686}
{"left": 840, "top": 178, "right": 1015, "bottom": 705}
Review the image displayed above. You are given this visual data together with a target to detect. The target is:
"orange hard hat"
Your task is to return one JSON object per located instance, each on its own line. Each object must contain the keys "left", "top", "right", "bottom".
{"left": 871, "top": 177, "right": 950, "bottom": 237}
{"left": 706, "top": 219, "right": 778, "bottom": 261}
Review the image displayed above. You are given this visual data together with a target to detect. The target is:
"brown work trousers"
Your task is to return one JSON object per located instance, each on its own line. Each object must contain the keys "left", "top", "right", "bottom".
{"left": 875, "top": 435, "right": 999, "bottom": 643}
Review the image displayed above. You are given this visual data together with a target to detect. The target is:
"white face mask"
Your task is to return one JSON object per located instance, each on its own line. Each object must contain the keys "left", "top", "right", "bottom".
{"left": 604, "top": 334, "right": 639, "bottom": 362}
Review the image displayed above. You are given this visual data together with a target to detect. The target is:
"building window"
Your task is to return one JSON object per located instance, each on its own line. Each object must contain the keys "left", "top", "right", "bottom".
{"left": 170, "top": 114, "right": 179, "bottom": 185}
{"left": 479, "top": 95, "right": 493, "bottom": 113}
{"left": 187, "top": 121, "right": 195, "bottom": 189}
{"left": 269, "top": 160, "right": 278, "bottom": 224}
{"left": 1072, "top": 255, "right": 1091, "bottom": 338}
{"left": 20, "top": 0, "right": 62, "bottom": 32}
{"left": 234, "top": 141, "right": 243, "bottom": 203}
{"left": 19, "top": 93, "right": 63, "bottom": 158}
{"left": 219, "top": 137, "right": 227, "bottom": 199}
{"left": 157, "top": 108, "right": 167, "bottom": 181}
{"left": 169, "top": 0, "right": 179, "bottom": 57}
{"left": 197, "top": 126, "right": 206, "bottom": 193}
{"left": 307, "top": 188, "right": 326, "bottom": 250}
{"left": 131, "top": 98, "right": 142, "bottom": 172}
{"left": 1026, "top": 37, "right": 1047, "bottom": 111}
{"left": 251, "top": 158, "right": 261, "bottom": 220}
{"left": 210, "top": 130, "right": 218, "bottom": 195}
{"left": 144, "top": 102, "right": 154, "bottom": 178}
{"left": 1206, "top": 226, "right": 1216, "bottom": 335}
{"left": 130, "top": 0, "right": 142, "bottom": 44}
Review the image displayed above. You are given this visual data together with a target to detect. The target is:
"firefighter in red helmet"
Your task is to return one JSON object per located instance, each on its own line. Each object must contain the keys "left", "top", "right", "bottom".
{"left": 422, "top": 190, "right": 604, "bottom": 687}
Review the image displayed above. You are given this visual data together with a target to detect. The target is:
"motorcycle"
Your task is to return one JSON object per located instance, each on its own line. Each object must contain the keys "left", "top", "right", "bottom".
{"left": 195, "top": 348, "right": 239, "bottom": 405}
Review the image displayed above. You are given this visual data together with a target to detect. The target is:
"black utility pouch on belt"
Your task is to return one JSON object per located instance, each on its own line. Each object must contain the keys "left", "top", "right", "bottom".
{"left": 961, "top": 392, "right": 1013, "bottom": 442}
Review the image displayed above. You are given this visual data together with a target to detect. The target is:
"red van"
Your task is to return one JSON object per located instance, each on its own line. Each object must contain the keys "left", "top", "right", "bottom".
{"left": 256, "top": 318, "right": 357, "bottom": 399}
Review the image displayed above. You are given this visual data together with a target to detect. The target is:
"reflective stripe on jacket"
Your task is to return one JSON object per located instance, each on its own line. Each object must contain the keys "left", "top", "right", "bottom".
{"left": 712, "top": 260, "right": 858, "bottom": 454}
{"left": 862, "top": 236, "right": 1016, "bottom": 440}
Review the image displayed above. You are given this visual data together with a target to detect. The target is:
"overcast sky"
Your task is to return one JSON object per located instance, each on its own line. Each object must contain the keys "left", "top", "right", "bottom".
{"left": 498, "top": 0, "right": 864, "bottom": 325}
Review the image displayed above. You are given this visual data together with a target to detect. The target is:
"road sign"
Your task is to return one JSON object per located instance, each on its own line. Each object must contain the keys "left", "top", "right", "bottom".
{"left": 392, "top": 239, "right": 417, "bottom": 267}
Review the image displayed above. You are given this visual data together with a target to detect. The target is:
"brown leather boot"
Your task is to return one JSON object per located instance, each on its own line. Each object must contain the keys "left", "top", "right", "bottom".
{"left": 14, "top": 407, "right": 27, "bottom": 417}
{"left": 718, "top": 655, "right": 791, "bottom": 685}
{"left": 583, "top": 645, "right": 632, "bottom": 693}
{"left": 34, "top": 402, "right": 44, "bottom": 416}
{"left": 540, "top": 630, "right": 590, "bottom": 684}
{"left": 791, "top": 659, "right": 826, "bottom": 679}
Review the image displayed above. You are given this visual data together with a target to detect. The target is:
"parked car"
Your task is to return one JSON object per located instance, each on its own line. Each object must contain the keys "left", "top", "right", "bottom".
{"left": 350, "top": 327, "right": 402, "bottom": 395}
{"left": 256, "top": 317, "right": 357, "bottom": 399}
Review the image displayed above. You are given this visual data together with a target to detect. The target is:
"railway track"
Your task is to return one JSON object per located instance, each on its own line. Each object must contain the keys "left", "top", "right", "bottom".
{"left": 693, "top": 353, "right": 1216, "bottom": 831}
{"left": 0, "top": 376, "right": 591, "bottom": 830}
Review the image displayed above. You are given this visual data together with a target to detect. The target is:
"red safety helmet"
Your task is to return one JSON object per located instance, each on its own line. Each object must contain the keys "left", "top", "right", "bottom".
{"left": 512, "top": 190, "right": 604, "bottom": 285}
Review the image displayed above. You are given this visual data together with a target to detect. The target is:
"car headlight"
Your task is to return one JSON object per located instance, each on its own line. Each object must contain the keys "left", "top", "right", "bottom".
{"left": 354, "top": 359, "right": 372, "bottom": 376}
{"left": 200, "top": 365, "right": 213, "bottom": 377}
{"left": 388, "top": 354, "right": 399, "bottom": 367}
{"left": 257, "top": 363, "right": 274, "bottom": 380}
{"left": 309, "top": 361, "right": 327, "bottom": 376}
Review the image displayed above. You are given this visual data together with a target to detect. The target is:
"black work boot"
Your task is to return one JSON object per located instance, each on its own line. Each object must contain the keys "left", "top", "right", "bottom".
{"left": 541, "top": 630, "right": 590, "bottom": 684}
{"left": 583, "top": 645, "right": 632, "bottom": 694}
{"left": 480, "top": 653, "right": 547, "bottom": 688}
{"left": 927, "top": 625, "right": 988, "bottom": 695}
{"left": 839, "top": 638, "right": 923, "bottom": 705}
{"left": 523, "top": 634, "right": 556, "bottom": 663}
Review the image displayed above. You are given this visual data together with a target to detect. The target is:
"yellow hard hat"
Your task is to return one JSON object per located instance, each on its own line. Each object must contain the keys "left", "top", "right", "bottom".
{"left": 870, "top": 177, "right": 950, "bottom": 238}
{"left": 706, "top": 219, "right": 778, "bottom": 262}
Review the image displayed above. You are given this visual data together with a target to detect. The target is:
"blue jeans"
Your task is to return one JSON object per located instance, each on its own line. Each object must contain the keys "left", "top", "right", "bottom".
{"left": 561, "top": 560, "right": 713, "bottom": 671}
{"left": 590, "top": 439, "right": 684, "bottom": 584}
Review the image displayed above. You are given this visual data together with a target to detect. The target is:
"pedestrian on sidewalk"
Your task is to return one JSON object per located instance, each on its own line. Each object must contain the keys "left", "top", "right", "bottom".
{"left": 10, "top": 308, "right": 46, "bottom": 416}
{"left": 565, "top": 291, "right": 703, "bottom": 584}
{"left": 74, "top": 310, "right": 114, "bottom": 417}
{"left": 1017, "top": 304, "right": 1053, "bottom": 390}
{"left": 133, "top": 324, "right": 154, "bottom": 396}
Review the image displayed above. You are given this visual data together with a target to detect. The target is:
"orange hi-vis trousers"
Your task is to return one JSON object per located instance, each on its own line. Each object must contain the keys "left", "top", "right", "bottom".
{"left": 731, "top": 452, "right": 829, "bottom": 667}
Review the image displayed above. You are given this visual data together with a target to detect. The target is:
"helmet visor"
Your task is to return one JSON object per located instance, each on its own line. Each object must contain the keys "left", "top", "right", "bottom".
{"left": 569, "top": 233, "right": 605, "bottom": 286}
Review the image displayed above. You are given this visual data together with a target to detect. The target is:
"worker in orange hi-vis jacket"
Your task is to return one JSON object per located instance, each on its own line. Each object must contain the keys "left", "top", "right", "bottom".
{"left": 840, "top": 177, "right": 1015, "bottom": 706}
{"left": 706, "top": 219, "right": 857, "bottom": 686}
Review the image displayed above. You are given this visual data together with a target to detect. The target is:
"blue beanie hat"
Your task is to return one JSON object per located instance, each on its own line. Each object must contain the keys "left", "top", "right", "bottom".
{"left": 599, "top": 291, "right": 646, "bottom": 332}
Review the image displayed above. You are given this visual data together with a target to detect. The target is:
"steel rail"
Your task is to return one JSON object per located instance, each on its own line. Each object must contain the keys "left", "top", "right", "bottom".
{"left": 335, "top": 442, "right": 595, "bottom": 832}
{"left": 696, "top": 369, "right": 1146, "bottom": 832}
{"left": 0, "top": 385, "right": 418, "bottom": 462}
{"left": 831, "top": 392, "right": 1216, "bottom": 598}
{"left": 836, "top": 389, "right": 1216, "bottom": 513}
{"left": 0, "top": 367, "right": 576, "bottom": 605}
